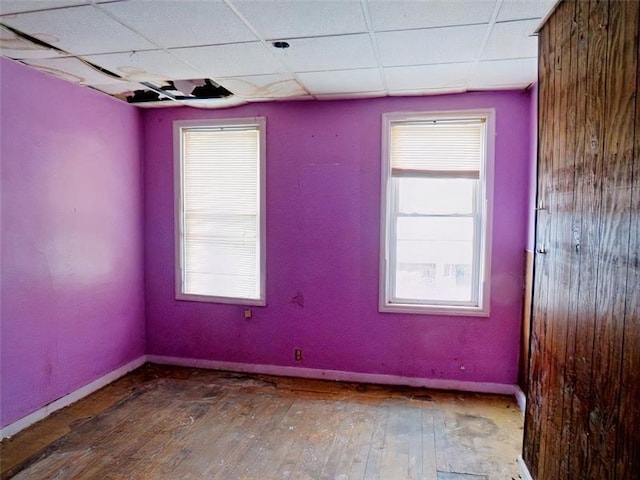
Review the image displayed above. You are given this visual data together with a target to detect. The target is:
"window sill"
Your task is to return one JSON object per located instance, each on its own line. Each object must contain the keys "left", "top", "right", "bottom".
{"left": 176, "top": 292, "right": 266, "bottom": 307}
{"left": 380, "top": 302, "right": 490, "bottom": 317}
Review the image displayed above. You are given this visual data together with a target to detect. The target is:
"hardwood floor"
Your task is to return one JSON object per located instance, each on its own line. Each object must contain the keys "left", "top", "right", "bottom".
{"left": 0, "top": 364, "right": 523, "bottom": 479}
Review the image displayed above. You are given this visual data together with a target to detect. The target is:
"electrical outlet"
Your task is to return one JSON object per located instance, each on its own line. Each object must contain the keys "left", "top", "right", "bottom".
{"left": 244, "top": 309, "right": 252, "bottom": 319}
{"left": 295, "top": 349, "right": 302, "bottom": 361}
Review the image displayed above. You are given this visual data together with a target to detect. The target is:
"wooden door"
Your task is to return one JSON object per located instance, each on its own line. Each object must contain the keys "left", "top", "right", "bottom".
{"left": 523, "top": 1, "right": 640, "bottom": 478}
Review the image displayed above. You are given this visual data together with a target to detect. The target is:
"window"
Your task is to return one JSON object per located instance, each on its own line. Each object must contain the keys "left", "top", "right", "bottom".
{"left": 380, "top": 111, "right": 494, "bottom": 316}
{"left": 174, "top": 118, "right": 266, "bottom": 305}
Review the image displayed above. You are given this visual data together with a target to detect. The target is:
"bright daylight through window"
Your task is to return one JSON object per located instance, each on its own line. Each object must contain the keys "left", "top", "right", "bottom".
{"left": 380, "top": 111, "right": 493, "bottom": 316}
{"left": 174, "top": 118, "right": 266, "bottom": 306}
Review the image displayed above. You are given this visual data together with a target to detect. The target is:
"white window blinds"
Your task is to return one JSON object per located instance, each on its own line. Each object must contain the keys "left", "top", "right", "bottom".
{"left": 177, "top": 120, "right": 265, "bottom": 304}
{"left": 390, "top": 119, "right": 485, "bottom": 178}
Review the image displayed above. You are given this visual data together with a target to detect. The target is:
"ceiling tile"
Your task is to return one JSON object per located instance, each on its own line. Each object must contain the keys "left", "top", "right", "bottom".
{"left": 230, "top": 0, "right": 368, "bottom": 39}
{"left": 481, "top": 19, "right": 538, "bottom": 60}
{"left": 215, "top": 73, "right": 306, "bottom": 99}
{"left": 389, "top": 87, "right": 467, "bottom": 97}
{"left": 384, "top": 63, "right": 471, "bottom": 91}
{"left": 0, "top": 0, "right": 87, "bottom": 15}
{"left": 21, "top": 56, "right": 127, "bottom": 84}
{"left": 315, "top": 91, "right": 386, "bottom": 101}
{"left": 125, "top": 100, "right": 179, "bottom": 108}
{"left": 177, "top": 97, "right": 248, "bottom": 109}
{"left": 1, "top": 5, "right": 156, "bottom": 55}
{"left": 367, "top": 0, "right": 496, "bottom": 31}
{"left": 89, "top": 81, "right": 145, "bottom": 95}
{"left": 470, "top": 57, "right": 537, "bottom": 88}
{"left": 377, "top": 24, "right": 488, "bottom": 67}
{"left": 0, "top": 24, "right": 67, "bottom": 59}
{"left": 100, "top": 0, "right": 258, "bottom": 49}
{"left": 171, "top": 42, "right": 282, "bottom": 77}
{"left": 83, "top": 50, "right": 202, "bottom": 82}
{"left": 252, "top": 94, "right": 315, "bottom": 103}
{"left": 297, "top": 68, "right": 384, "bottom": 95}
{"left": 497, "top": 0, "right": 557, "bottom": 22}
{"left": 275, "top": 34, "right": 377, "bottom": 72}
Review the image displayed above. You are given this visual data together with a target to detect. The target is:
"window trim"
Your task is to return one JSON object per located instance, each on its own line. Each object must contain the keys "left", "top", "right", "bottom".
{"left": 379, "top": 110, "right": 494, "bottom": 317}
{"left": 174, "top": 117, "right": 267, "bottom": 306}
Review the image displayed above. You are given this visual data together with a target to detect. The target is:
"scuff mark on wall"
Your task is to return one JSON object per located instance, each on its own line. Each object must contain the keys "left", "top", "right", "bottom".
{"left": 290, "top": 292, "right": 304, "bottom": 308}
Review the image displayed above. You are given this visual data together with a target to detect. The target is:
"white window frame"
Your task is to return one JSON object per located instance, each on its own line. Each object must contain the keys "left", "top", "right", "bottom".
{"left": 174, "top": 117, "right": 266, "bottom": 306}
{"left": 380, "top": 110, "right": 494, "bottom": 316}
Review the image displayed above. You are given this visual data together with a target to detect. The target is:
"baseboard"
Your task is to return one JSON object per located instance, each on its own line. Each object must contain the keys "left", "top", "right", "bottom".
{"left": 147, "top": 355, "right": 518, "bottom": 395}
{"left": 0, "top": 356, "right": 146, "bottom": 440}
{"left": 514, "top": 385, "right": 527, "bottom": 415}
{"left": 518, "top": 455, "right": 534, "bottom": 480}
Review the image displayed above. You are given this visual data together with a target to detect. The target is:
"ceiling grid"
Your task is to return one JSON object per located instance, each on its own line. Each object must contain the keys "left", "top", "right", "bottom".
{"left": 0, "top": 0, "right": 555, "bottom": 108}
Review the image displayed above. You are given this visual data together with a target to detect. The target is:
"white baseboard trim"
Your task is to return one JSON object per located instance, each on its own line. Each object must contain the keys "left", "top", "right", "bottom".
{"left": 147, "top": 355, "right": 518, "bottom": 396}
{"left": 518, "top": 455, "right": 533, "bottom": 480}
{"left": 515, "top": 386, "right": 527, "bottom": 415}
{"left": 0, "top": 356, "right": 146, "bottom": 440}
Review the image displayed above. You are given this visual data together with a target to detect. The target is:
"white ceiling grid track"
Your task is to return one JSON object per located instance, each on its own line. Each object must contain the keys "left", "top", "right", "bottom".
{"left": 0, "top": 0, "right": 555, "bottom": 108}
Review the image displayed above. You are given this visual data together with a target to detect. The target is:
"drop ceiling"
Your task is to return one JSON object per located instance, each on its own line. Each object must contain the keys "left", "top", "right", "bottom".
{"left": 0, "top": 0, "right": 555, "bottom": 109}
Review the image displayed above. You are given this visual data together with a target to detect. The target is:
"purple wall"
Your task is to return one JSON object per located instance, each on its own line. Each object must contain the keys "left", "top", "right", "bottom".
{"left": 0, "top": 58, "right": 146, "bottom": 428}
{"left": 0, "top": 57, "right": 533, "bottom": 430}
{"left": 144, "top": 91, "right": 531, "bottom": 386}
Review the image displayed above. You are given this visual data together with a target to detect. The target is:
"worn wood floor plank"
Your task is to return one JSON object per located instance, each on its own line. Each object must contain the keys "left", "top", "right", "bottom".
{"left": 290, "top": 398, "right": 347, "bottom": 479}
{"left": 331, "top": 404, "right": 377, "bottom": 480}
{"left": 229, "top": 399, "right": 295, "bottom": 480}
{"left": 362, "top": 402, "right": 390, "bottom": 480}
{"left": 378, "top": 403, "right": 410, "bottom": 479}
{"left": 315, "top": 400, "right": 356, "bottom": 479}
{"left": 421, "top": 411, "right": 438, "bottom": 480}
